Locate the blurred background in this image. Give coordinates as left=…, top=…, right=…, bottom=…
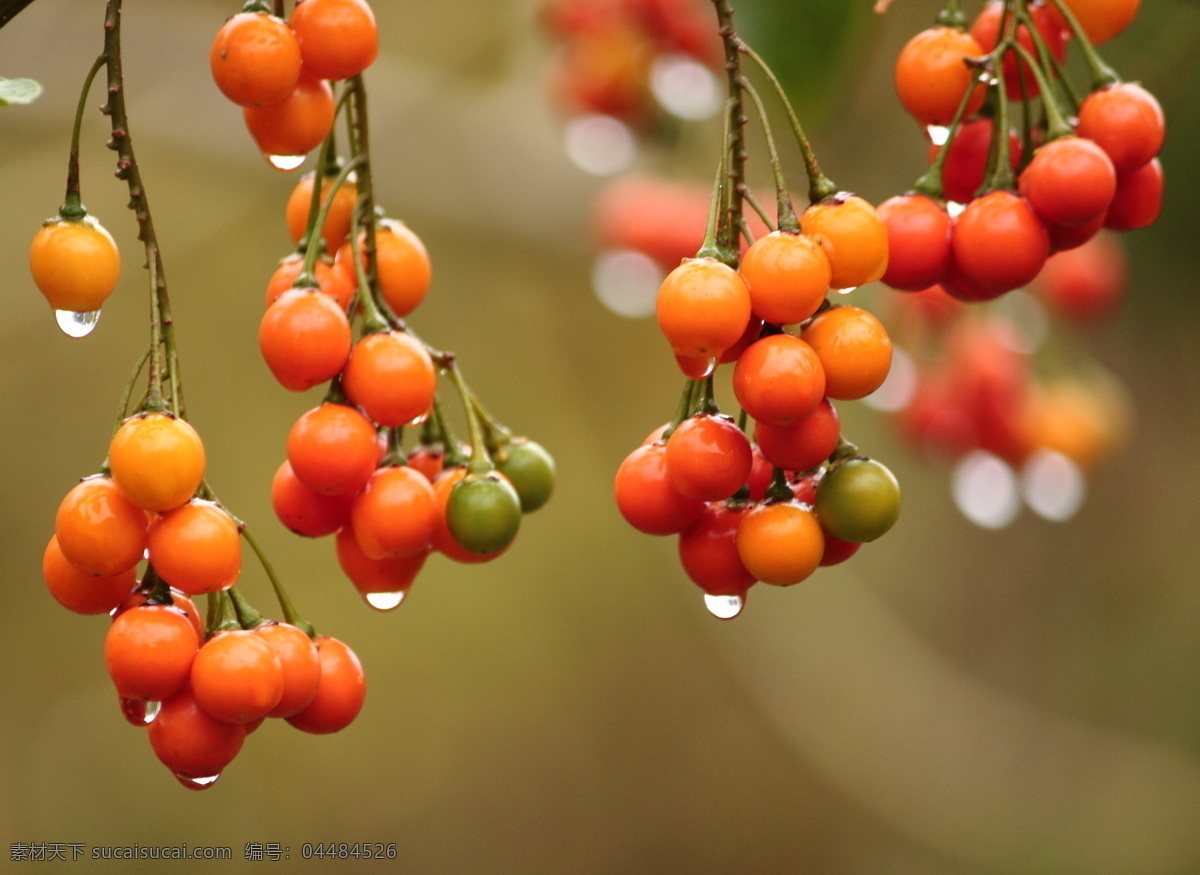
left=2, top=0, right=1200, bottom=871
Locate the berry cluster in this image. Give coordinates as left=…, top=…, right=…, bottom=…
left=881, top=0, right=1163, bottom=301
left=211, top=0, right=378, bottom=168
left=876, top=231, right=1131, bottom=527
left=612, top=1, right=901, bottom=618
left=215, top=3, right=556, bottom=610
left=28, top=0, right=373, bottom=790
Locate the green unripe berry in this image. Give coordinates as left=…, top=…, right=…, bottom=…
left=494, top=438, right=555, bottom=513
left=815, top=457, right=900, bottom=543
left=446, top=471, right=522, bottom=555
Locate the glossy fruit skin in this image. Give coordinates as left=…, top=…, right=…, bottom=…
left=335, top=525, right=429, bottom=594
left=800, top=194, right=888, bottom=289
left=287, top=403, right=378, bottom=496
left=259, top=289, right=352, bottom=391
left=970, top=1, right=1066, bottom=100
left=737, top=230, right=830, bottom=326
left=29, top=216, right=121, bottom=313
left=265, top=253, right=355, bottom=311
left=951, top=191, right=1049, bottom=295
left=493, top=439, right=556, bottom=513
left=819, top=532, right=861, bottom=567
left=1104, top=157, right=1163, bottom=231
left=614, top=442, right=705, bottom=536
left=1076, top=82, right=1164, bottom=174
left=677, top=501, right=757, bottom=596
left=191, top=630, right=284, bottom=724
left=371, top=219, right=432, bottom=318
left=753, top=397, right=840, bottom=473
left=1048, top=210, right=1105, bottom=252
left=254, top=622, right=322, bottom=718
left=801, top=306, right=893, bottom=401
left=815, top=458, right=901, bottom=543
left=289, top=0, right=379, bottom=81
left=1018, top=137, right=1117, bottom=228
left=243, top=74, right=336, bottom=161
left=736, top=500, right=824, bottom=586
left=664, top=414, right=752, bottom=502
left=933, top=118, right=1023, bottom=204
left=446, top=471, right=523, bottom=555
left=209, top=11, right=301, bottom=108
left=42, top=535, right=136, bottom=615
left=350, top=465, right=436, bottom=559
left=732, top=333, right=826, bottom=426
left=877, top=194, right=951, bottom=291
left=105, top=604, right=200, bottom=701
left=115, top=586, right=205, bottom=646
left=54, top=476, right=148, bottom=577
left=271, top=461, right=354, bottom=537
left=286, top=171, right=358, bottom=257
left=108, top=413, right=206, bottom=513
left=894, top=26, right=987, bottom=127
left=148, top=684, right=247, bottom=779
left=656, top=257, right=752, bottom=359
left=1052, top=0, right=1141, bottom=44
left=146, top=500, right=242, bottom=596
left=286, top=636, right=366, bottom=734
left=342, top=331, right=437, bottom=427
left=430, top=467, right=508, bottom=563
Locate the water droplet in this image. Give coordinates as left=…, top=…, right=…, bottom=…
left=592, top=249, right=663, bottom=318
left=951, top=450, right=1020, bottom=529
left=119, top=696, right=159, bottom=726
left=926, top=125, right=950, bottom=146
left=834, top=286, right=858, bottom=296
left=266, top=153, right=306, bottom=171
left=54, top=309, right=101, bottom=338
left=363, top=590, right=406, bottom=611
left=174, top=773, right=220, bottom=791
left=1020, top=449, right=1086, bottom=522
left=703, top=592, right=744, bottom=620
left=675, top=353, right=716, bottom=380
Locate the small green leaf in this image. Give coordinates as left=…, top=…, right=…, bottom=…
left=0, top=77, right=42, bottom=107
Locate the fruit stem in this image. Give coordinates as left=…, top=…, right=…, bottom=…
left=113, top=344, right=152, bottom=433
left=101, top=0, right=181, bottom=416
left=911, top=55, right=986, bottom=199
left=711, top=0, right=749, bottom=258
left=662, top=379, right=702, bottom=441
left=298, top=154, right=363, bottom=288
left=935, top=0, right=965, bottom=29
left=61, top=52, right=108, bottom=221
left=444, top=358, right=493, bottom=476
left=738, top=42, right=839, bottom=204
left=227, top=586, right=265, bottom=630
left=740, top=74, right=798, bottom=232
left=695, top=150, right=731, bottom=263
left=381, top=426, right=406, bottom=467
left=430, top=400, right=470, bottom=467
left=1044, top=0, right=1120, bottom=88
left=237, top=522, right=316, bottom=638
left=345, top=75, right=387, bottom=317
left=764, top=466, right=793, bottom=503
left=1012, top=42, right=1073, bottom=141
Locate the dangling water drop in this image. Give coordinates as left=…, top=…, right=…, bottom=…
left=925, top=125, right=950, bottom=146
left=834, top=286, right=858, bottom=296
left=266, top=153, right=306, bottom=171
left=703, top=592, right=744, bottom=620
left=118, top=696, right=159, bottom=726
left=174, top=773, right=220, bottom=791
left=675, top=353, right=717, bottom=380
left=363, top=590, right=406, bottom=612
left=54, top=309, right=101, bottom=338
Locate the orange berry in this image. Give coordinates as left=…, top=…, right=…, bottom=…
left=801, top=306, right=893, bottom=400
left=29, top=215, right=121, bottom=313
left=108, top=412, right=206, bottom=513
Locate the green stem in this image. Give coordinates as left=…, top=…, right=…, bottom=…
left=1044, top=0, right=1120, bottom=88
left=739, top=42, right=838, bottom=203
left=695, top=142, right=729, bottom=262
left=764, top=466, right=793, bottom=503
left=113, top=344, right=152, bottom=433
left=239, top=524, right=315, bottom=637
left=1013, top=43, right=1072, bottom=141
left=662, top=379, right=703, bottom=441
left=935, top=0, right=965, bottom=29
left=227, top=586, right=265, bottom=630
left=61, top=53, right=108, bottom=220
left=299, top=154, right=363, bottom=286
left=712, top=0, right=749, bottom=254
left=444, top=358, right=492, bottom=476
left=740, top=75, right=797, bottom=232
